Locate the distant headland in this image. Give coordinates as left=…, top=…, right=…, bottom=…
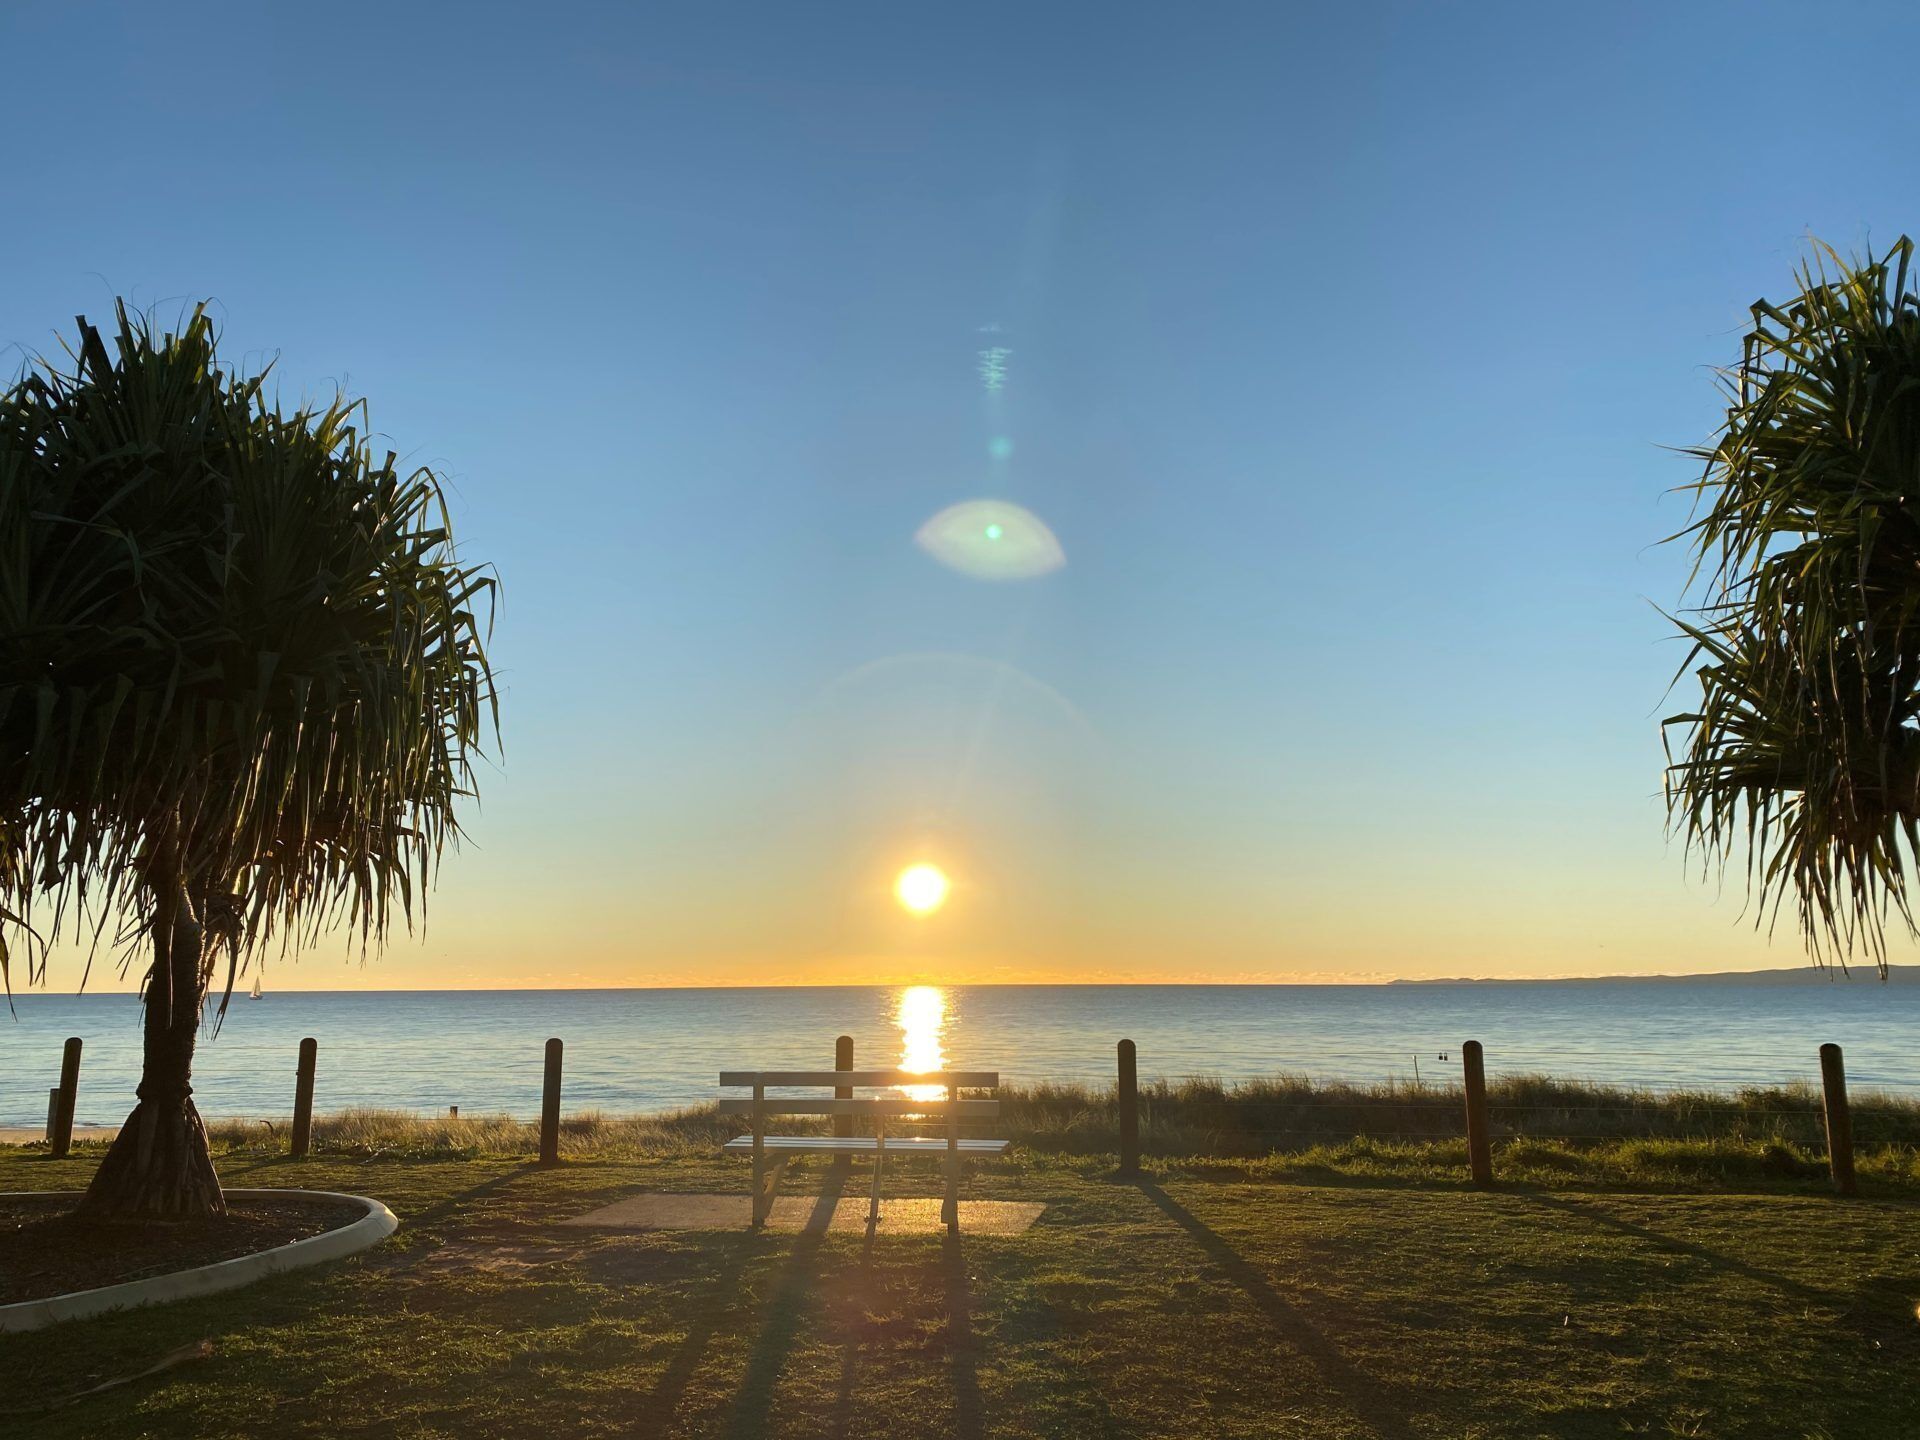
left=1390, top=965, right=1920, bottom=986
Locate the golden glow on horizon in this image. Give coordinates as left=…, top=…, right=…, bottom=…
left=896, top=984, right=948, bottom=1102
left=27, top=842, right=1806, bottom=992
left=894, top=863, right=951, bottom=915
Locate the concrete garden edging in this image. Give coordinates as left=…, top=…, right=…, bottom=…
left=0, top=1188, right=399, bottom=1332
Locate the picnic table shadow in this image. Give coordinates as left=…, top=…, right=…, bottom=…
left=692, top=1170, right=1415, bottom=1440
left=714, top=1158, right=984, bottom=1440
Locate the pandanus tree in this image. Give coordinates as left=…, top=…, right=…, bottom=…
left=0, top=305, right=495, bottom=1219
left=1666, top=237, right=1920, bottom=971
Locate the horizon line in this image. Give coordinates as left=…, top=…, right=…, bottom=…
left=9, top=962, right=1891, bottom=999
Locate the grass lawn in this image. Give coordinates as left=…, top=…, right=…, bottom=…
left=4, top=1142, right=1918, bottom=1439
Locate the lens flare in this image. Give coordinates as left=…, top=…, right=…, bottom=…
left=915, top=499, right=1065, bottom=581
left=896, top=984, right=948, bottom=1103
left=895, top=863, right=950, bottom=914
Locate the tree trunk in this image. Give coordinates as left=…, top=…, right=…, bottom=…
left=76, top=880, right=225, bottom=1221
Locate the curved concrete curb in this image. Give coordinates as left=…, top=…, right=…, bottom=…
left=0, top=1189, right=399, bottom=1333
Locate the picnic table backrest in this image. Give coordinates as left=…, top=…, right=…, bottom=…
left=716, top=1070, right=1000, bottom=1119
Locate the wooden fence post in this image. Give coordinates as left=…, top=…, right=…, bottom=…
left=1117, top=1038, right=1139, bottom=1176
left=835, top=1034, right=854, bottom=1139
left=539, top=1038, right=564, bottom=1166
left=49, top=1037, right=83, bottom=1159
left=1462, top=1040, right=1492, bottom=1186
left=290, top=1037, right=317, bottom=1158
left=45, top=1089, right=59, bottom=1144
left=1819, top=1042, right=1856, bottom=1197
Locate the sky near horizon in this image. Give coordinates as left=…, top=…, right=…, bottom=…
left=6, top=2, right=1920, bottom=990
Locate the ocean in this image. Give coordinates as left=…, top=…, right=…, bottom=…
left=3, top=980, right=1917, bottom=1128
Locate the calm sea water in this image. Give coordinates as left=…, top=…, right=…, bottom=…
left=3, top=981, right=1917, bottom=1128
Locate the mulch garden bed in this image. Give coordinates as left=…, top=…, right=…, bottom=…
left=0, top=1193, right=365, bottom=1305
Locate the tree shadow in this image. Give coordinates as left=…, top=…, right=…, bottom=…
left=1135, top=1179, right=1417, bottom=1440
left=1507, top=1190, right=1835, bottom=1306
left=721, top=1163, right=850, bottom=1440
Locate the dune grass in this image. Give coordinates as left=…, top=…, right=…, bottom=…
left=22, top=1074, right=1893, bottom=1197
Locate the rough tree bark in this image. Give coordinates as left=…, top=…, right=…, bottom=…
left=76, top=881, right=225, bottom=1221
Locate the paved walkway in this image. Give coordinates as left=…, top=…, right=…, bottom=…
left=562, top=1192, right=1046, bottom=1234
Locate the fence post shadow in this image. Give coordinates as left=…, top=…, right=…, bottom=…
left=943, top=1230, right=985, bottom=1440
left=396, top=1164, right=533, bottom=1233
left=1506, top=1189, right=1836, bottom=1306
left=829, top=1158, right=868, bottom=1438
left=1134, top=1178, right=1417, bottom=1440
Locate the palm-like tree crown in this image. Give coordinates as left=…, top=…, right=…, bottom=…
left=1668, top=238, right=1920, bottom=970
left=0, top=304, right=495, bottom=1000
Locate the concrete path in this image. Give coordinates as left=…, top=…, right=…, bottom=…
left=561, top=1192, right=1046, bottom=1235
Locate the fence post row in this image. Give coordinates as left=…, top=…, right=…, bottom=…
left=1819, top=1042, right=1856, bottom=1198
left=1462, top=1039, right=1492, bottom=1186
left=835, top=1034, right=854, bottom=1139
left=48, top=1037, right=82, bottom=1159
left=1117, top=1038, right=1140, bottom=1176
left=47, top=1028, right=1879, bottom=1195
left=539, top=1037, right=564, bottom=1166
left=290, top=1037, right=318, bottom=1158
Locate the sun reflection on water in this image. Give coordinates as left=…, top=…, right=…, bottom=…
left=895, top=985, right=948, bottom=1103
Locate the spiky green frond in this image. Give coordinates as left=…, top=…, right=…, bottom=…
left=0, top=304, right=496, bottom=1000
left=1667, top=238, right=1920, bottom=971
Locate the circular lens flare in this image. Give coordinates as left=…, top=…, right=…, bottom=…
left=915, top=499, right=1064, bottom=581
left=895, top=863, right=951, bottom=915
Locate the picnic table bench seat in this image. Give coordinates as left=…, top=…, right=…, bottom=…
left=719, top=1068, right=1008, bottom=1234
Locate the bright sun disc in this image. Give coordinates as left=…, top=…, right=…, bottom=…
left=895, top=863, right=951, bottom=915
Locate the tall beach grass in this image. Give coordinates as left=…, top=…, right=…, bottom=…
left=58, top=1073, right=1894, bottom=1187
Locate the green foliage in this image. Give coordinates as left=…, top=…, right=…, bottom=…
left=0, top=304, right=495, bottom=1001
left=27, top=1075, right=1910, bottom=1191
left=1667, top=237, right=1920, bottom=968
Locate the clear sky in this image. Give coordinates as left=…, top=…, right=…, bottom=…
left=6, top=2, right=1919, bottom=989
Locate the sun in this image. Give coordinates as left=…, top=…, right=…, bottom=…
left=894, top=863, right=951, bottom=915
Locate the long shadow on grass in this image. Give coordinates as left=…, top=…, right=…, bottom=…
left=721, top=1164, right=850, bottom=1439
left=401, top=1165, right=531, bottom=1231
left=819, top=1193, right=983, bottom=1440
left=620, top=1237, right=757, bottom=1437
left=828, top=1177, right=872, bottom=1440
left=1509, top=1190, right=1834, bottom=1306
left=944, top=1231, right=985, bottom=1440
left=1136, top=1179, right=1417, bottom=1440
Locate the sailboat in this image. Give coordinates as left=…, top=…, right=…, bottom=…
left=249, top=972, right=263, bottom=1000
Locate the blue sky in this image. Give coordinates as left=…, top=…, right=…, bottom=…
left=5, top=2, right=1916, bottom=986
